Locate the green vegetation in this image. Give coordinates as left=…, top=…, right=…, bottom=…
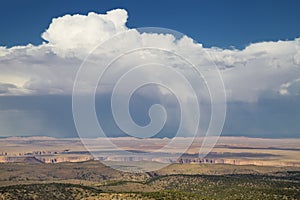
left=0, top=183, right=102, bottom=200
left=0, top=162, right=299, bottom=199
left=141, top=172, right=300, bottom=199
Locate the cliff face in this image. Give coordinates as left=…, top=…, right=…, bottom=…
left=176, top=157, right=300, bottom=167
left=0, top=155, right=94, bottom=164
left=1, top=155, right=298, bottom=167
left=35, top=155, right=94, bottom=163
left=0, top=156, right=44, bottom=163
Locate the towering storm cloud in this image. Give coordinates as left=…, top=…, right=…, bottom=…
left=0, top=9, right=299, bottom=138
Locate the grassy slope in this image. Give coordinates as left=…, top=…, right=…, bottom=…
left=0, top=161, right=299, bottom=200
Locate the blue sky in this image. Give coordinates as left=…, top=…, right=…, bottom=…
left=0, top=1, right=299, bottom=138
left=1, top=0, right=300, bottom=49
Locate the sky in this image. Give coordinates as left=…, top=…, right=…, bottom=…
left=1, top=0, right=300, bottom=49
left=0, top=1, right=299, bottom=138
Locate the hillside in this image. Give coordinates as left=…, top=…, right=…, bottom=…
left=0, top=161, right=299, bottom=199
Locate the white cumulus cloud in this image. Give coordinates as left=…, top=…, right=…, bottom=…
left=42, top=9, right=128, bottom=57
left=0, top=8, right=299, bottom=104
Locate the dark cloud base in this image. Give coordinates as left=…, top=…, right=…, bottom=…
left=0, top=95, right=299, bottom=138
